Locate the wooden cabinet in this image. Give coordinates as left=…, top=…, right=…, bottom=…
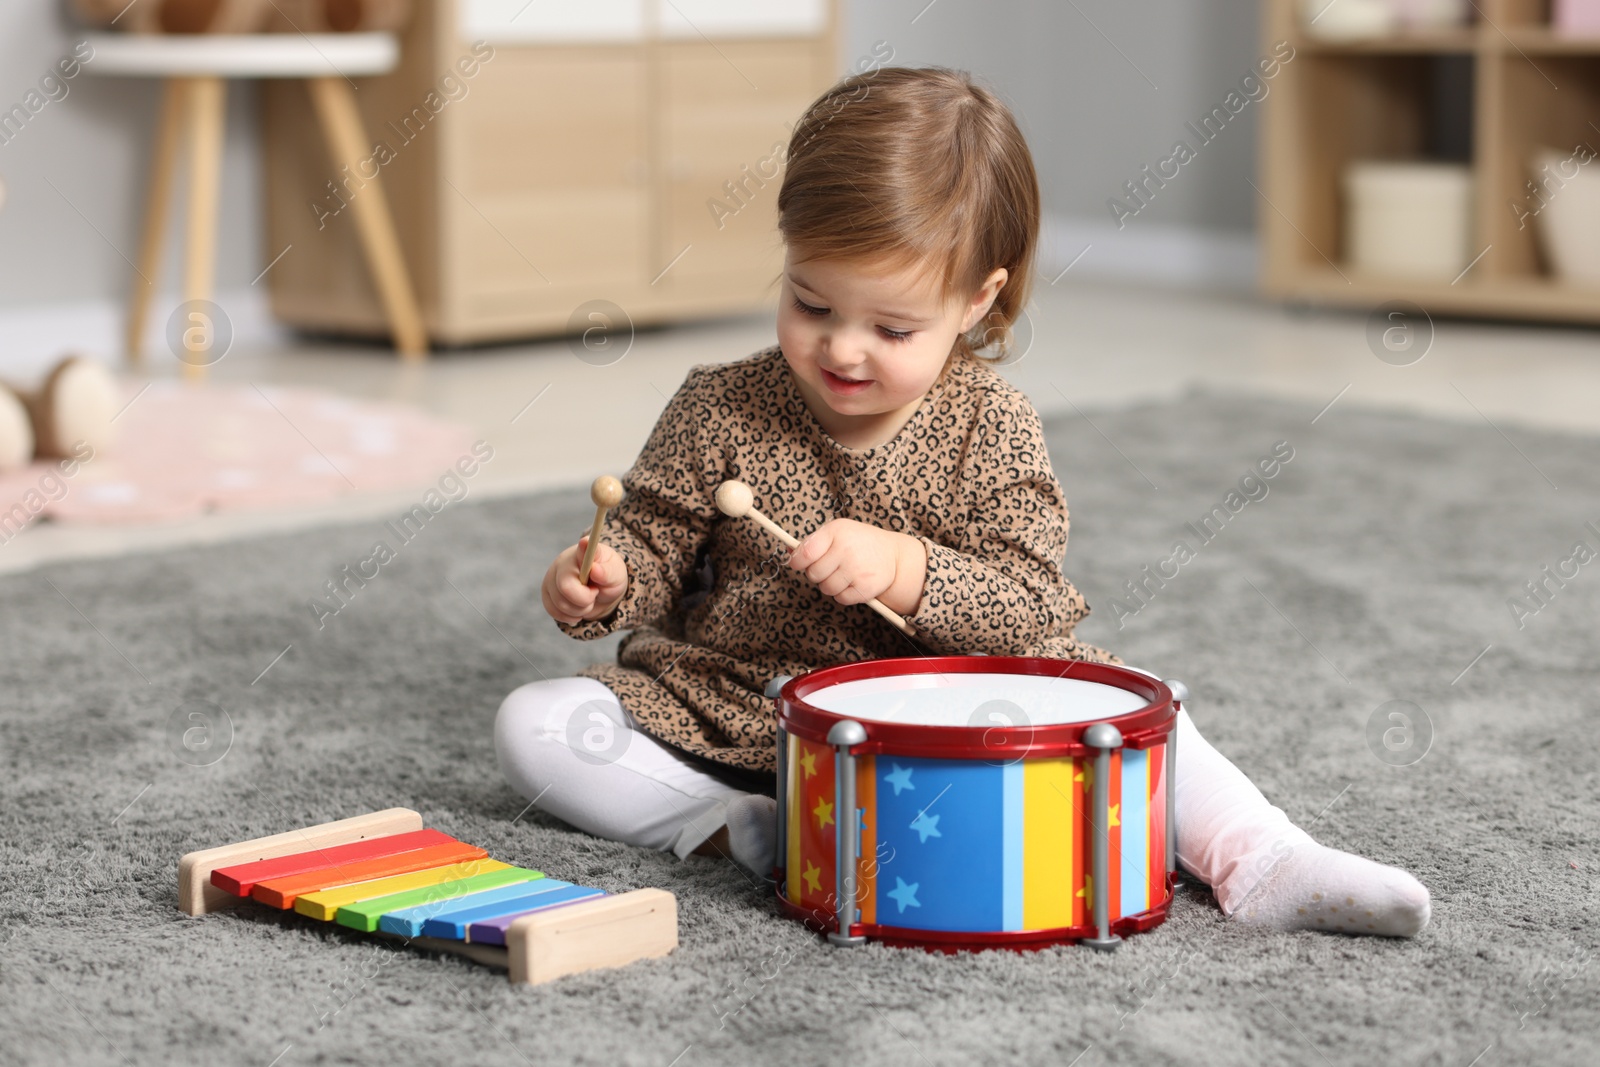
left=263, top=1, right=836, bottom=346
left=1259, top=0, right=1600, bottom=324
left=446, top=45, right=653, bottom=329
left=658, top=41, right=821, bottom=296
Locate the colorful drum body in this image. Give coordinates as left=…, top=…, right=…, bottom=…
left=774, top=657, right=1180, bottom=951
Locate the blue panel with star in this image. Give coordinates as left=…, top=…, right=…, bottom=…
left=873, top=756, right=1007, bottom=931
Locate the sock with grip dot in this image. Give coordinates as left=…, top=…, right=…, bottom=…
left=1172, top=706, right=1430, bottom=938
left=724, top=794, right=779, bottom=877
left=1225, top=840, right=1431, bottom=937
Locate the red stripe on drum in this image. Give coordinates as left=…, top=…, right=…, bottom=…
left=1108, top=749, right=1123, bottom=921
left=785, top=733, right=803, bottom=905
left=1149, top=743, right=1167, bottom=907
left=793, top=735, right=837, bottom=920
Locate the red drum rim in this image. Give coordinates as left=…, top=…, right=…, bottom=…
left=778, top=656, right=1175, bottom=759
left=775, top=873, right=1179, bottom=951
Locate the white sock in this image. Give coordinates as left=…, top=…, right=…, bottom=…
left=723, top=794, right=778, bottom=876
left=1173, top=708, right=1431, bottom=938
left=1225, top=840, right=1431, bottom=937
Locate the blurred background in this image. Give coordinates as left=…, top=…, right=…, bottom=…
left=0, top=1, right=1268, bottom=318
left=0, top=0, right=1597, bottom=566
left=4, top=12, right=1599, bottom=1060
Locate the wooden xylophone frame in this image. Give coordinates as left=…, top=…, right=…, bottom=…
left=178, top=808, right=678, bottom=985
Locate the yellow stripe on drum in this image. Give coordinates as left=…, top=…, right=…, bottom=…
left=785, top=732, right=803, bottom=904
left=1023, top=757, right=1077, bottom=930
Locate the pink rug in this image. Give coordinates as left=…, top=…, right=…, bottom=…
left=0, top=381, right=479, bottom=529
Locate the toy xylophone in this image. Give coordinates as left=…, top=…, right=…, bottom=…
left=178, top=808, right=677, bottom=985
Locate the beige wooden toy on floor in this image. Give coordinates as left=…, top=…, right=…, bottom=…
left=179, top=808, right=678, bottom=986
left=714, top=479, right=918, bottom=638
left=578, top=475, right=624, bottom=584
left=0, top=357, right=119, bottom=473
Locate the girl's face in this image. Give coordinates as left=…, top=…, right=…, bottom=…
left=778, top=251, right=1007, bottom=445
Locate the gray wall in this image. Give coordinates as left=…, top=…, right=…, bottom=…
left=0, top=2, right=262, bottom=312
left=844, top=0, right=1269, bottom=238
left=0, top=0, right=1263, bottom=313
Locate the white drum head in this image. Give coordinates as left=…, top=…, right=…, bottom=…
left=804, top=671, right=1148, bottom=726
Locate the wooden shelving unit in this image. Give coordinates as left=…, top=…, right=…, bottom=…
left=1259, top=0, right=1600, bottom=324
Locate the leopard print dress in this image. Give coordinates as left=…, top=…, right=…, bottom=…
left=558, top=346, right=1116, bottom=775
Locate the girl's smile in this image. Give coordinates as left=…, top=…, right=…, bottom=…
left=819, top=367, right=873, bottom=395
left=777, top=251, right=1007, bottom=449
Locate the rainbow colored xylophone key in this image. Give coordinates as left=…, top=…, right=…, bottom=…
left=178, top=808, right=677, bottom=985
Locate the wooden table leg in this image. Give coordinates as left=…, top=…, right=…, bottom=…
left=305, top=76, right=428, bottom=360
left=127, top=78, right=188, bottom=367
left=183, top=75, right=226, bottom=381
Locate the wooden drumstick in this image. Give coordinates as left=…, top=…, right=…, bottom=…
left=714, top=480, right=918, bottom=638
left=578, top=475, right=624, bottom=585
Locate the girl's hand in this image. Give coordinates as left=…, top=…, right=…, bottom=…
left=786, top=520, right=927, bottom=617
left=542, top=535, right=629, bottom=625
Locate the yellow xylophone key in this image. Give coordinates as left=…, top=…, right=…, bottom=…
left=294, top=859, right=511, bottom=921
left=252, top=841, right=489, bottom=908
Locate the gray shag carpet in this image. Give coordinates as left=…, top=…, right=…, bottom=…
left=1, top=392, right=1596, bottom=1067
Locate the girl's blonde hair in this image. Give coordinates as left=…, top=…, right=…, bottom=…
left=777, top=66, right=1040, bottom=363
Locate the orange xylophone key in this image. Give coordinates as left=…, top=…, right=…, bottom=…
left=211, top=828, right=458, bottom=897
left=250, top=841, right=489, bottom=909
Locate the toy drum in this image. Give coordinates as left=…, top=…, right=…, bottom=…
left=772, top=657, right=1184, bottom=952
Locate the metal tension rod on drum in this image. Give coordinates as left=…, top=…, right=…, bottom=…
left=1163, top=679, right=1187, bottom=884
left=766, top=675, right=794, bottom=885
left=1081, top=721, right=1124, bottom=952
left=827, top=718, right=868, bottom=947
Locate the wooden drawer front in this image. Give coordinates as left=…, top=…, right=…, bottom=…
left=657, top=0, right=827, bottom=38
left=457, top=47, right=648, bottom=196
left=662, top=42, right=818, bottom=169
left=461, top=0, right=825, bottom=41
left=460, top=0, right=647, bottom=43
left=661, top=179, right=783, bottom=289
left=660, top=41, right=823, bottom=282
left=455, top=190, right=649, bottom=296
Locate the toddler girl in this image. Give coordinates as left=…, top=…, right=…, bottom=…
left=496, top=67, right=1429, bottom=937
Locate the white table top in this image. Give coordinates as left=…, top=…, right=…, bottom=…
left=82, top=32, right=398, bottom=78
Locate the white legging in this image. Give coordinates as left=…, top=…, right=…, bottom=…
left=493, top=675, right=1313, bottom=913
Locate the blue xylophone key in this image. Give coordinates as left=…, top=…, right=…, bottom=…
left=378, top=878, right=571, bottom=938
left=418, top=881, right=596, bottom=940
left=466, top=885, right=607, bottom=946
